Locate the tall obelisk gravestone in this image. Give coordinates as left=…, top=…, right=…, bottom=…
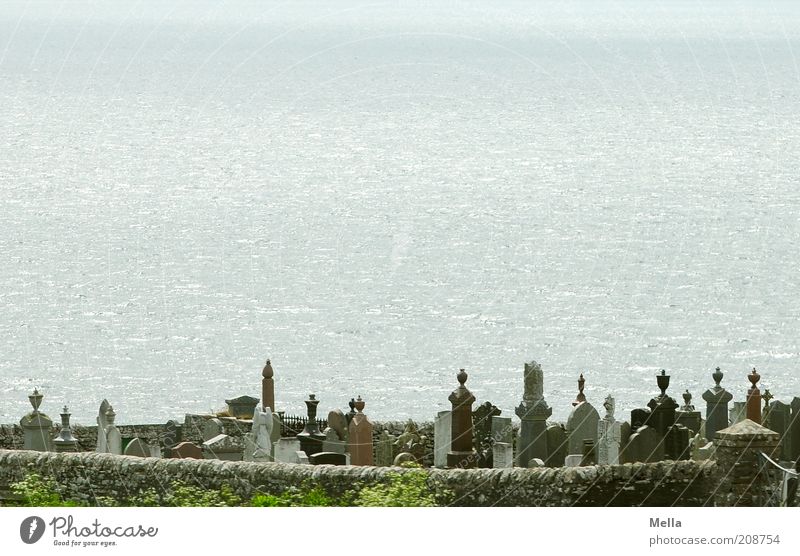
left=446, top=369, right=477, bottom=469
left=515, top=360, right=551, bottom=468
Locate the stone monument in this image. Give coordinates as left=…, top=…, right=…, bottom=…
left=447, top=369, right=477, bottom=469
left=515, top=360, right=551, bottom=467
left=348, top=396, right=374, bottom=466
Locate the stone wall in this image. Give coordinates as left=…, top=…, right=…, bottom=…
left=0, top=449, right=715, bottom=507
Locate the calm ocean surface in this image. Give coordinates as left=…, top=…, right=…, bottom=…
left=1, top=1, right=799, bottom=426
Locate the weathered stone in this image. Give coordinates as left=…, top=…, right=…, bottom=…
left=251, top=407, right=275, bottom=462
left=225, top=395, right=260, bottom=419
left=309, top=452, right=347, bottom=465
left=516, top=361, right=551, bottom=467
left=545, top=423, right=567, bottom=467
left=326, top=409, right=348, bottom=441
left=492, top=442, right=513, bottom=468
left=261, top=359, right=275, bottom=412
left=322, top=428, right=346, bottom=455
left=171, top=441, right=203, bottom=459
left=202, top=434, right=242, bottom=461
left=621, top=425, right=663, bottom=463
left=202, top=418, right=224, bottom=442
left=473, top=401, right=501, bottom=468
left=491, top=416, right=512, bottom=445
left=764, top=400, right=791, bottom=461
left=702, top=367, right=733, bottom=441
left=348, top=396, right=374, bottom=466
left=274, top=438, right=301, bottom=464
left=95, top=399, right=111, bottom=453
left=597, top=395, right=621, bottom=465
left=645, top=370, right=678, bottom=435
left=433, top=410, right=451, bottom=468
left=567, top=401, right=600, bottom=456
left=297, top=394, right=325, bottom=457
left=789, top=397, right=800, bottom=462
left=123, top=438, right=149, bottom=458
left=745, top=368, right=762, bottom=423
left=376, top=430, right=395, bottom=467
left=730, top=402, right=746, bottom=425
left=53, top=406, right=79, bottom=453
left=447, top=369, right=477, bottom=469
left=21, top=389, right=53, bottom=452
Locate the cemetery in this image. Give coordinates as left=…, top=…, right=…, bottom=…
left=1, top=359, right=798, bottom=507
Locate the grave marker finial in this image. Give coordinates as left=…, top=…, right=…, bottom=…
left=713, top=367, right=723, bottom=388
left=29, top=389, right=43, bottom=414
left=573, top=373, right=586, bottom=406
left=746, top=368, right=762, bottom=422
left=355, top=395, right=365, bottom=414
left=748, top=368, right=760, bottom=388
left=656, top=369, right=670, bottom=397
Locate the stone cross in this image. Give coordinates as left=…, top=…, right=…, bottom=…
left=261, top=359, right=275, bottom=412
left=762, top=389, right=773, bottom=422
left=515, top=360, right=551, bottom=467
left=53, top=405, right=79, bottom=453
left=447, top=369, right=477, bottom=469
left=745, top=368, right=762, bottom=423
left=702, top=367, right=733, bottom=441
left=348, top=396, right=374, bottom=466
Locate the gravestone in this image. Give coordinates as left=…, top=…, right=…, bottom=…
left=252, top=407, right=275, bottom=462
left=620, top=421, right=632, bottom=450
left=171, top=441, right=203, bottom=459
left=104, top=407, right=122, bottom=456
left=702, top=367, right=733, bottom=441
left=21, top=389, right=53, bottom=452
left=295, top=451, right=310, bottom=464
left=376, top=430, right=395, bottom=467
left=597, top=395, right=621, bottom=465
left=394, top=421, right=426, bottom=464
left=202, top=418, right=224, bottom=442
left=261, top=359, right=275, bottom=411
left=762, top=389, right=773, bottom=424
left=730, top=402, right=746, bottom=425
left=472, top=401, right=501, bottom=468
left=393, top=452, right=416, bottom=466
left=202, top=434, right=242, bottom=461
left=630, top=407, right=650, bottom=432
left=225, top=395, right=260, bottom=419
left=95, top=399, right=111, bottom=452
left=567, top=401, right=600, bottom=456
left=433, top=410, right=452, bottom=468
left=764, top=400, right=791, bottom=461
left=745, top=368, right=762, bottom=423
left=528, top=458, right=545, bottom=468
left=309, top=452, right=347, bottom=466
left=274, top=438, right=301, bottom=464
left=348, top=396, right=374, bottom=466
left=621, top=425, right=663, bottom=463
left=675, top=390, right=702, bottom=435
left=646, top=370, right=678, bottom=435
left=148, top=442, right=162, bottom=459
left=297, top=394, right=325, bottom=457
left=492, top=442, right=513, bottom=468
left=322, top=428, right=346, bottom=455
left=53, top=406, right=79, bottom=453
left=163, top=419, right=181, bottom=457
left=515, top=360, right=551, bottom=467
left=326, top=409, right=348, bottom=442
left=346, top=398, right=357, bottom=426
left=545, top=423, right=567, bottom=467
left=123, top=438, right=150, bottom=458
left=491, top=416, right=513, bottom=445
left=564, top=454, right=583, bottom=467
left=447, top=369, right=477, bottom=469
left=665, top=425, right=691, bottom=460
left=789, top=397, right=800, bottom=463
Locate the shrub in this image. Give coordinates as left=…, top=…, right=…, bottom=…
left=354, top=468, right=438, bottom=507
left=10, top=473, right=84, bottom=507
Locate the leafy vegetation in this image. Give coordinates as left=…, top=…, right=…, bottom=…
left=6, top=464, right=449, bottom=507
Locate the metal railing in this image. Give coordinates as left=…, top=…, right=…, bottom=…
left=757, top=451, right=799, bottom=507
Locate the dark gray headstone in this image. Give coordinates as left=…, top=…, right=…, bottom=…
left=621, top=425, right=664, bottom=463
left=765, top=400, right=791, bottom=461
left=309, top=451, right=347, bottom=466
left=123, top=438, right=150, bottom=458
left=789, top=397, right=800, bottom=462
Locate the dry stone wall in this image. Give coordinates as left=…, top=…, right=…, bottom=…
left=0, top=449, right=715, bottom=506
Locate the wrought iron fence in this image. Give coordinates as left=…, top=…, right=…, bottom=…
left=757, top=451, right=799, bottom=507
